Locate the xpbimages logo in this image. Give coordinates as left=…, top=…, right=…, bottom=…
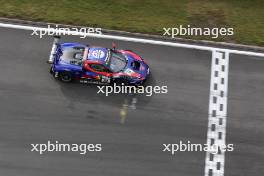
left=31, top=24, right=102, bottom=38
left=30, top=141, right=102, bottom=155
left=97, top=83, right=168, bottom=96
left=163, top=25, right=234, bottom=39
left=162, top=141, right=234, bottom=155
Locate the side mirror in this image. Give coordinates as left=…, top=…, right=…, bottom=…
left=112, top=42, right=117, bottom=50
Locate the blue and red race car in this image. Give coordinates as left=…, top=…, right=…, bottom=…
left=48, top=37, right=150, bottom=85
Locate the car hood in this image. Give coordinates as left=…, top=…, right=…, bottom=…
left=121, top=50, right=149, bottom=79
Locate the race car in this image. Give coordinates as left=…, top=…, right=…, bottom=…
left=48, top=36, right=150, bottom=85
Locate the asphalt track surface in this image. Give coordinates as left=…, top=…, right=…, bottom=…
left=226, top=55, right=264, bottom=175
left=0, top=28, right=263, bottom=176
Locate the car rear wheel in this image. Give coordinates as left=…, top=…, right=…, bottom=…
left=59, top=71, right=73, bottom=82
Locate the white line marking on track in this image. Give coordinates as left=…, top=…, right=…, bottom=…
left=204, top=50, right=229, bottom=176
left=0, top=22, right=264, bottom=57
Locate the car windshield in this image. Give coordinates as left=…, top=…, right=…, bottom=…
left=107, top=51, right=127, bottom=72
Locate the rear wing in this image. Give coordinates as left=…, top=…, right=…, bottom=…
left=47, top=36, right=60, bottom=64
left=82, top=47, right=89, bottom=62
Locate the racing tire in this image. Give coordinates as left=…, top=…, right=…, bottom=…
left=49, top=66, right=54, bottom=75
left=59, top=71, right=73, bottom=83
